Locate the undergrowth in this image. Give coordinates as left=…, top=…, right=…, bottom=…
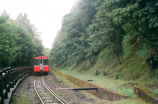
left=10, top=93, right=36, bottom=104
left=55, top=47, right=158, bottom=98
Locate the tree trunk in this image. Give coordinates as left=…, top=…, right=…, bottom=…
left=110, top=16, right=122, bottom=64
left=112, top=46, right=122, bottom=64
left=89, top=55, right=93, bottom=65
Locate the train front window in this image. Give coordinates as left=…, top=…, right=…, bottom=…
left=43, top=59, right=49, bottom=65
left=34, top=59, right=39, bottom=65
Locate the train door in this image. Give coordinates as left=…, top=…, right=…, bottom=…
left=40, top=58, right=43, bottom=71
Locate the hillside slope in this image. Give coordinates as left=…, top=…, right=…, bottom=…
left=56, top=47, right=158, bottom=95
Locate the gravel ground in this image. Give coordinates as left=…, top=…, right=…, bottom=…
left=10, top=75, right=40, bottom=104
left=10, top=71, right=106, bottom=104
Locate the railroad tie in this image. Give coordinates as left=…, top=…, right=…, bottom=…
left=44, top=99, right=54, bottom=103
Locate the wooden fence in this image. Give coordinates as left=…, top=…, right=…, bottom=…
left=0, top=67, right=33, bottom=104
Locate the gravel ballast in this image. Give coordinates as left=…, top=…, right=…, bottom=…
left=10, top=71, right=106, bottom=104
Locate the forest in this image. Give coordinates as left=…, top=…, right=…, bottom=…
left=50, top=0, right=158, bottom=72
left=0, top=0, right=158, bottom=79
left=0, top=11, right=44, bottom=68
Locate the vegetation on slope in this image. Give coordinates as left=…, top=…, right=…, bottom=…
left=51, top=1, right=158, bottom=101
left=55, top=47, right=158, bottom=102
left=50, top=0, right=158, bottom=81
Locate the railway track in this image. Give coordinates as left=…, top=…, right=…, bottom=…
left=34, top=76, right=67, bottom=104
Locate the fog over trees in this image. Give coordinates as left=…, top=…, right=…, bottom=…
left=0, top=11, right=43, bottom=67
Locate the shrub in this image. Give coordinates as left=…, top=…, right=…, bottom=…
left=95, top=69, right=99, bottom=75
left=102, top=69, right=107, bottom=76
left=115, top=72, right=119, bottom=79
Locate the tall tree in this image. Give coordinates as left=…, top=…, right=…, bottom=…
left=111, top=0, right=158, bottom=67
left=87, top=0, right=124, bottom=64
left=51, top=0, right=98, bottom=66
left=0, top=13, right=18, bottom=67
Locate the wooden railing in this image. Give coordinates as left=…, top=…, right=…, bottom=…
left=0, top=67, right=33, bottom=104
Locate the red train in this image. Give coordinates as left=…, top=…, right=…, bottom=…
left=34, top=56, right=49, bottom=73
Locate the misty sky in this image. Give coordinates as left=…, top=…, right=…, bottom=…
left=0, top=0, right=78, bottom=49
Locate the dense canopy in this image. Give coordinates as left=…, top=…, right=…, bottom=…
left=50, top=0, right=158, bottom=69
left=0, top=11, right=44, bottom=68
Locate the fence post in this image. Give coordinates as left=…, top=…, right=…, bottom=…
left=14, top=68, right=16, bottom=84
left=10, top=69, right=13, bottom=88
left=0, top=70, right=4, bottom=104
left=3, top=68, right=8, bottom=99
left=21, top=67, right=23, bottom=78
left=17, top=67, right=20, bottom=82
left=15, top=68, right=18, bottom=84
left=17, top=67, right=19, bottom=81
left=12, top=69, right=16, bottom=87
left=7, top=67, right=11, bottom=92
left=6, top=67, right=10, bottom=92
left=19, top=67, right=21, bottom=79
left=23, top=67, right=25, bottom=76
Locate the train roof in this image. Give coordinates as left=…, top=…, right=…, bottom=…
left=34, top=56, right=49, bottom=59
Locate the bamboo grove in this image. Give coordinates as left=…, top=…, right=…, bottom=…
left=50, top=0, right=158, bottom=69
left=0, top=11, right=44, bottom=68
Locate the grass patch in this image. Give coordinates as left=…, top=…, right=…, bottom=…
left=53, top=69, right=148, bottom=104
left=60, top=70, right=134, bottom=97
left=53, top=47, right=158, bottom=103
left=10, top=93, right=36, bottom=104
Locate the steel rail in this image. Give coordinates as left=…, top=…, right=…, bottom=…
left=34, top=76, right=67, bottom=104
left=42, top=76, right=67, bottom=104
left=33, top=77, right=44, bottom=104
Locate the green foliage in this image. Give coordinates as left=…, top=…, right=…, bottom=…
left=102, top=69, right=107, bottom=76
left=0, top=14, right=18, bottom=67
left=111, top=0, right=158, bottom=66
left=50, top=0, right=98, bottom=66
left=0, top=12, right=44, bottom=67
left=11, top=13, right=43, bottom=66
left=115, top=72, right=119, bottom=79
left=95, top=69, right=99, bottom=75
left=51, top=0, right=158, bottom=70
